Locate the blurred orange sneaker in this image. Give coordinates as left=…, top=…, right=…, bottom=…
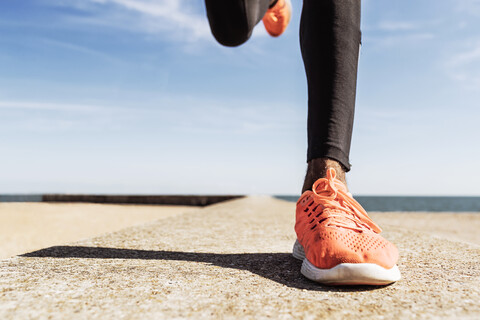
left=293, top=168, right=401, bottom=285
left=262, top=0, right=292, bottom=37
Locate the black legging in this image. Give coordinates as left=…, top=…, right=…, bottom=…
left=205, top=0, right=361, bottom=171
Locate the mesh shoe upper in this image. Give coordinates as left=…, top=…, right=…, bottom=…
left=295, top=168, right=399, bottom=269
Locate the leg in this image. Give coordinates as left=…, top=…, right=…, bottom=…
left=205, top=0, right=272, bottom=47
left=300, top=0, right=362, bottom=191
left=295, top=1, right=400, bottom=286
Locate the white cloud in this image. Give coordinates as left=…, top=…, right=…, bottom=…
left=0, top=100, right=110, bottom=112
left=44, top=0, right=275, bottom=46
left=49, top=0, right=212, bottom=42
left=456, top=0, right=480, bottom=16
left=0, top=97, right=304, bottom=135
left=448, top=44, right=480, bottom=66
left=445, top=42, right=480, bottom=90
left=365, top=32, right=434, bottom=48
left=362, top=18, right=439, bottom=48
left=377, top=21, right=418, bottom=31
left=39, top=38, right=124, bottom=64
left=97, top=0, right=210, bottom=40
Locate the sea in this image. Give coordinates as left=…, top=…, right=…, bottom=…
left=275, top=195, right=480, bottom=212
left=1, top=194, right=480, bottom=212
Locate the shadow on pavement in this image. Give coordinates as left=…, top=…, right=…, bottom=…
left=21, top=246, right=389, bottom=292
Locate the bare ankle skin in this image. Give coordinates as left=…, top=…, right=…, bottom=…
left=302, top=158, right=347, bottom=193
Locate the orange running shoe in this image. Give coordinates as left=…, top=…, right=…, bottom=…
left=293, top=168, right=401, bottom=285
left=262, top=0, right=292, bottom=37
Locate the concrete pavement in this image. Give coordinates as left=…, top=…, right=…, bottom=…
left=1, top=197, right=479, bottom=319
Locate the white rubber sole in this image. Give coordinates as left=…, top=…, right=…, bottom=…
left=292, top=240, right=401, bottom=285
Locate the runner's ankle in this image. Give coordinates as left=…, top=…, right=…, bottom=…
left=302, top=158, right=347, bottom=193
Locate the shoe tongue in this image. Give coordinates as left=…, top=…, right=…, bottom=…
left=314, top=170, right=383, bottom=233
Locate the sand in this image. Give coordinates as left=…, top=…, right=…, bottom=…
left=0, top=203, right=198, bottom=259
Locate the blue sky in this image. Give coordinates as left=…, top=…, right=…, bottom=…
left=1, top=0, right=480, bottom=195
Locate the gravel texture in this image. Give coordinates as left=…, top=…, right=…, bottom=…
left=1, top=196, right=479, bottom=319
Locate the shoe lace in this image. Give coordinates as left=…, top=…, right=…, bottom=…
left=311, top=168, right=382, bottom=233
